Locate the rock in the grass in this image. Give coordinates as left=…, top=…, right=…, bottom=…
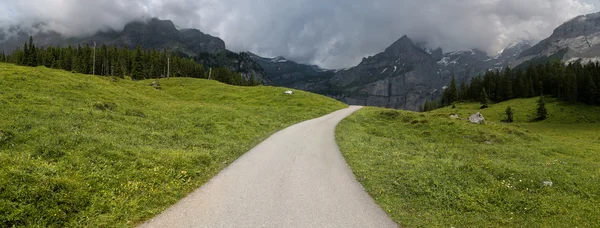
left=284, top=90, right=294, bottom=95
left=469, top=112, right=485, bottom=124
left=450, top=114, right=460, bottom=119
left=542, top=180, right=553, bottom=187
left=149, top=80, right=162, bottom=90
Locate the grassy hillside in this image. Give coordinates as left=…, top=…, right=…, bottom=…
left=431, top=97, right=600, bottom=124
left=0, top=63, right=346, bottom=227
left=336, top=97, right=600, bottom=227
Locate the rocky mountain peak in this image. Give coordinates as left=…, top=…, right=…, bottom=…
left=384, top=35, right=421, bottom=56
left=513, top=11, right=600, bottom=67
left=123, top=18, right=178, bottom=35
left=552, top=12, right=600, bottom=38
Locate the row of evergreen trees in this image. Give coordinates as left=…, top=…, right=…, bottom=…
left=423, top=60, right=600, bottom=111
left=0, top=37, right=260, bottom=86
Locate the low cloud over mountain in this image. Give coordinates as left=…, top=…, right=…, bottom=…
left=0, top=0, right=597, bottom=68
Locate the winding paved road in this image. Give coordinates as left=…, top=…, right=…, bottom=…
left=139, top=106, right=397, bottom=228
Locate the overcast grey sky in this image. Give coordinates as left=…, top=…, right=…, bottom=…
left=0, top=0, right=598, bottom=68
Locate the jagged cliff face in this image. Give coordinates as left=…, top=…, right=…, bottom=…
left=325, top=36, right=530, bottom=111
left=252, top=35, right=531, bottom=111
left=329, top=36, right=441, bottom=110
left=514, top=12, right=600, bottom=66
left=0, top=18, right=226, bottom=55
left=247, top=52, right=334, bottom=92
left=196, top=51, right=270, bottom=84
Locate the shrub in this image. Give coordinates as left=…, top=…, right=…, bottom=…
left=93, top=101, right=117, bottom=111
left=402, top=116, right=414, bottom=123
left=125, top=109, right=146, bottom=118
left=505, top=106, right=514, bottom=123
left=380, top=110, right=400, bottom=119
left=34, top=144, right=66, bottom=160
left=537, top=96, right=548, bottom=120
left=0, top=129, right=15, bottom=146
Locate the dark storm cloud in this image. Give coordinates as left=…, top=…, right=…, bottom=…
left=0, top=0, right=597, bottom=68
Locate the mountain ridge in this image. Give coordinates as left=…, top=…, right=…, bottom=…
left=0, top=18, right=270, bottom=84
left=252, top=35, right=532, bottom=110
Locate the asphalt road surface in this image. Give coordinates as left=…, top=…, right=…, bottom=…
left=139, top=106, right=397, bottom=228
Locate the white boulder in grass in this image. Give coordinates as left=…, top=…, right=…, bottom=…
left=469, top=112, right=485, bottom=124
left=284, top=90, right=294, bottom=95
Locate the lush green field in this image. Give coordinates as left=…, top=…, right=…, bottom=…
left=336, top=98, right=600, bottom=227
left=0, top=63, right=346, bottom=227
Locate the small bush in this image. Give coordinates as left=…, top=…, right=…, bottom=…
left=0, top=129, right=15, bottom=146
left=537, top=96, right=548, bottom=120
left=402, top=116, right=414, bottom=123
left=411, top=120, right=420, bottom=125
left=505, top=106, right=514, bottom=123
left=93, top=101, right=117, bottom=111
left=380, top=110, right=400, bottom=119
left=420, top=119, right=430, bottom=124
left=125, top=109, right=146, bottom=118
left=34, top=144, right=66, bottom=160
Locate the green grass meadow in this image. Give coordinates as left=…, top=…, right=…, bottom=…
left=0, top=63, right=346, bottom=227
left=336, top=98, right=600, bottom=227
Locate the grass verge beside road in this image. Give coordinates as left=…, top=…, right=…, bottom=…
left=0, top=63, right=346, bottom=227
left=336, top=98, right=600, bottom=227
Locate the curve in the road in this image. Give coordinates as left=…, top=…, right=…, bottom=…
left=139, top=106, right=397, bottom=228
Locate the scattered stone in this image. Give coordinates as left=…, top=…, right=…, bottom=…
left=469, top=112, right=485, bottom=124
left=542, top=180, right=553, bottom=187
left=450, top=114, right=460, bottom=119
left=149, top=80, right=162, bottom=90
left=485, top=141, right=492, bottom=145
left=284, top=90, right=294, bottom=95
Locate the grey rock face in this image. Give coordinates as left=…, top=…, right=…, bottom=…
left=196, top=51, right=270, bottom=84
left=247, top=52, right=334, bottom=91
left=325, top=36, right=529, bottom=111
left=253, top=35, right=531, bottom=111
left=0, top=18, right=227, bottom=55
left=513, top=12, right=600, bottom=66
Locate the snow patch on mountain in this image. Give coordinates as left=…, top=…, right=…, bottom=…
left=566, top=57, right=600, bottom=65
left=271, top=57, right=288, bottom=63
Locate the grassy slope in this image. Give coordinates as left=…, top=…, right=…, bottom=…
left=336, top=97, right=600, bottom=227
left=0, top=63, right=346, bottom=227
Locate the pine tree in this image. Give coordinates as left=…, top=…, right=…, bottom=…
left=565, top=70, right=578, bottom=103
left=527, top=75, right=535, bottom=98
left=481, top=87, right=490, bottom=109
left=22, top=41, right=29, bottom=66
left=443, top=76, right=459, bottom=106
left=28, top=36, right=37, bottom=66
left=537, top=96, right=548, bottom=120
left=584, top=75, right=598, bottom=105
left=249, top=74, right=258, bottom=86
left=503, top=66, right=513, bottom=100
left=131, top=46, right=144, bottom=80
left=516, top=69, right=527, bottom=98
left=505, top=106, right=514, bottom=123
left=526, top=64, right=540, bottom=95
